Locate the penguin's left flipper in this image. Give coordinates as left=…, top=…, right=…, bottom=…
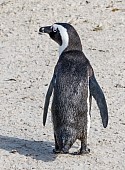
left=89, top=74, right=108, bottom=128
left=43, top=78, right=54, bottom=126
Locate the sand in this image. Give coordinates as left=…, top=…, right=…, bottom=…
left=0, top=0, right=125, bottom=169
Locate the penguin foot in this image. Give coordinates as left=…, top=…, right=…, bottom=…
left=72, top=148, right=90, bottom=155
left=61, top=147, right=69, bottom=154
left=79, top=147, right=90, bottom=155
left=53, top=148, right=69, bottom=154
left=53, top=149, right=61, bottom=154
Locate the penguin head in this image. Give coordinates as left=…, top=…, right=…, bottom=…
left=39, top=23, right=82, bottom=55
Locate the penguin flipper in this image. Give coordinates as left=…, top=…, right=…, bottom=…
left=89, top=75, right=108, bottom=128
left=43, top=78, right=54, bottom=126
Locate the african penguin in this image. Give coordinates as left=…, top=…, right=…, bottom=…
left=39, top=23, right=108, bottom=154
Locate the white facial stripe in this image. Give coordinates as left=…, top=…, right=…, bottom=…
left=87, top=75, right=90, bottom=136
left=53, top=24, right=69, bottom=55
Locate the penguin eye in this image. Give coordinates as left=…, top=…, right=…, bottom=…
left=52, top=27, right=57, bottom=33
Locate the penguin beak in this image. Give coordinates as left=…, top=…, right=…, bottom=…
left=39, top=26, right=52, bottom=35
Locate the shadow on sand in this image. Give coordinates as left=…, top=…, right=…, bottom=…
left=0, top=135, right=57, bottom=162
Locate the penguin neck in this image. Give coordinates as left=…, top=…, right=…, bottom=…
left=59, top=36, right=83, bottom=56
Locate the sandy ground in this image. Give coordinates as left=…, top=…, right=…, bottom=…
left=0, top=0, right=125, bottom=169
